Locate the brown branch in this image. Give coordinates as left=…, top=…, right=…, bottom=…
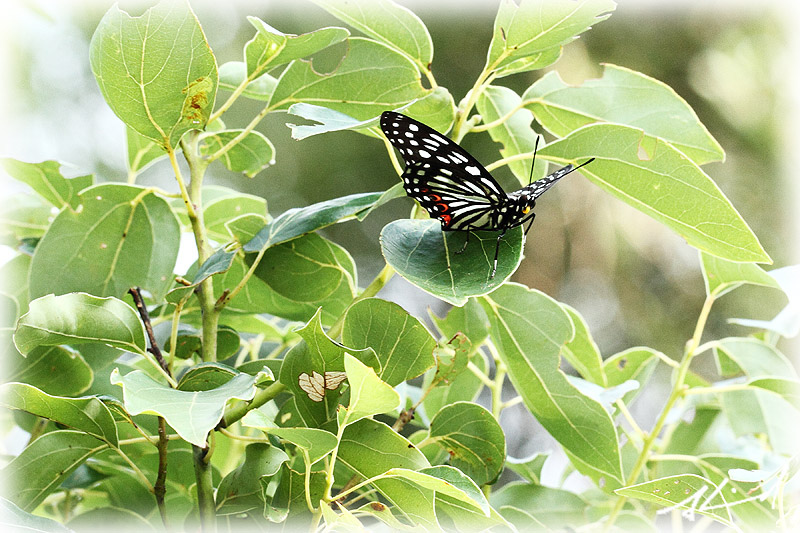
left=128, top=287, right=171, bottom=378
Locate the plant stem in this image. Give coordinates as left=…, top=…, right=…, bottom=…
left=181, top=130, right=219, bottom=363
left=219, top=380, right=287, bottom=428
left=154, top=417, right=169, bottom=528
left=193, top=444, right=216, bottom=532
left=603, top=294, right=716, bottom=531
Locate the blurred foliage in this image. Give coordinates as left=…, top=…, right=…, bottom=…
left=2, top=1, right=792, bottom=370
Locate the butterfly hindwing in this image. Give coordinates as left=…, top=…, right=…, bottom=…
left=298, top=370, right=349, bottom=402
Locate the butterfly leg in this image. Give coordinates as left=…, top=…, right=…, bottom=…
left=490, top=230, right=507, bottom=279
left=524, top=212, right=536, bottom=237
left=456, top=232, right=470, bottom=254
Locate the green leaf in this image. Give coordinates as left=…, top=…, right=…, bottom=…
left=177, top=362, right=259, bottom=391
left=29, top=184, right=180, bottom=301
left=14, top=293, right=146, bottom=356
left=8, top=346, right=93, bottom=397
left=311, top=0, right=433, bottom=69
left=264, top=464, right=326, bottom=523
left=199, top=129, right=275, bottom=177
left=89, top=1, right=217, bottom=148
left=481, top=283, right=623, bottom=487
left=505, top=453, right=548, bottom=484
left=381, top=219, right=523, bottom=306
left=0, top=194, right=52, bottom=243
left=240, top=414, right=338, bottom=466
left=2, top=430, right=106, bottom=512
left=342, top=297, right=436, bottom=386
left=382, top=466, right=490, bottom=515
left=219, top=61, right=276, bottom=101
left=431, top=297, right=490, bottom=347
left=486, top=0, right=615, bottom=74
left=126, top=126, right=166, bottom=176
left=748, top=378, right=800, bottom=409
left=476, top=86, right=543, bottom=184
left=216, top=442, right=289, bottom=515
left=602, top=347, right=660, bottom=405
left=279, top=309, right=379, bottom=427
left=538, top=123, right=771, bottom=264
left=402, top=87, right=458, bottom=134
left=339, top=353, right=400, bottom=427
left=695, top=455, right=777, bottom=528
left=111, top=368, right=261, bottom=447
left=713, top=337, right=796, bottom=379
left=423, top=349, right=488, bottom=420
left=203, top=190, right=267, bottom=243
left=491, top=482, right=588, bottom=529
left=719, top=387, right=800, bottom=455
left=0, top=498, right=73, bottom=533
left=615, top=474, right=735, bottom=527
left=251, top=233, right=357, bottom=323
left=269, top=37, right=428, bottom=120
left=244, top=191, right=394, bottom=253
left=286, top=103, right=387, bottom=140
left=701, top=252, right=779, bottom=297
left=428, top=402, right=506, bottom=486
left=560, top=303, right=605, bottom=386
left=524, top=65, right=724, bottom=165
left=1, top=159, right=92, bottom=210
left=245, top=18, right=349, bottom=74
left=337, top=418, right=436, bottom=529
left=1, top=383, right=118, bottom=445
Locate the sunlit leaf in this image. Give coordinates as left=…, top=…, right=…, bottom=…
left=1, top=159, right=92, bottom=210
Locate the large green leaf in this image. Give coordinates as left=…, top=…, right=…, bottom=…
left=538, top=123, right=770, bottom=264
left=380, top=466, right=489, bottom=516
left=278, top=309, right=379, bottom=427
left=560, top=303, right=605, bottom=386
left=28, top=184, right=180, bottom=300
left=486, top=0, right=615, bottom=75
left=1, top=159, right=92, bottom=210
left=342, top=297, right=436, bottom=386
left=245, top=17, right=348, bottom=75
left=2, top=430, right=106, bottom=512
left=0, top=498, right=73, bottom=533
left=8, top=346, right=93, bottom=397
left=428, top=402, right=506, bottom=486
left=381, top=219, right=523, bottom=306
left=491, top=482, right=588, bottom=529
left=310, top=0, right=433, bottom=69
left=251, top=233, right=356, bottom=324
left=338, top=353, right=400, bottom=427
left=1, top=383, right=118, bottom=445
left=700, top=252, right=779, bottom=298
left=241, top=411, right=338, bottom=466
left=475, top=86, right=543, bottom=184
left=524, top=65, right=724, bottom=164
left=337, top=418, right=436, bottom=529
left=481, top=283, right=623, bottom=487
left=89, top=1, right=217, bottom=148
left=216, top=442, right=289, bottom=516
left=269, top=37, right=429, bottom=119
left=111, top=368, right=263, bottom=447
left=615, top=474, right=735, bottom=527
left=244, top=191, right=394, bottom=253
left=14, top=293, right=146, bottom=357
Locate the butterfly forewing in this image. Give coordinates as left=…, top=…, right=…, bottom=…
left=381, top=111, right=506, bottom=230
left=298, top=371, right=326, bottom=402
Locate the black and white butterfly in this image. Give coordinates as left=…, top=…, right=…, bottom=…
left=380, top=111, right=594, bottom=278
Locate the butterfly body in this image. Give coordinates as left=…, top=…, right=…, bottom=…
left=380, top=111, right=592, bottom=277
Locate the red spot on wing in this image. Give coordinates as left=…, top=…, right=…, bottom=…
left=436, top=202, right=449, bottom=212
left=439, top=213, right=452, bottom=227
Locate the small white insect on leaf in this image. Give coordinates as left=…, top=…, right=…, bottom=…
left=298, top=370, right=348, bottom=402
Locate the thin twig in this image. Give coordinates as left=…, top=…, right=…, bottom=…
left=128, top=287, right=172, bottom=378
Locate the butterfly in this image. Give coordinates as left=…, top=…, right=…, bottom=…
left=298, top=371, right=348, bottom=402
left=380, top=111, right=594, bottom=278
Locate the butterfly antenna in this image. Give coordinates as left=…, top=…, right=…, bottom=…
left=528, top=136, right=540, bottom=186
left=562, top=157, right=595, bottom=177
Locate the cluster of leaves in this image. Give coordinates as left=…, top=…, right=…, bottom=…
left=1, top=0, right=798, bottom=532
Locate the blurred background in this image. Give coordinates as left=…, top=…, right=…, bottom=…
left=2, top=0, right=798, bottom=461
